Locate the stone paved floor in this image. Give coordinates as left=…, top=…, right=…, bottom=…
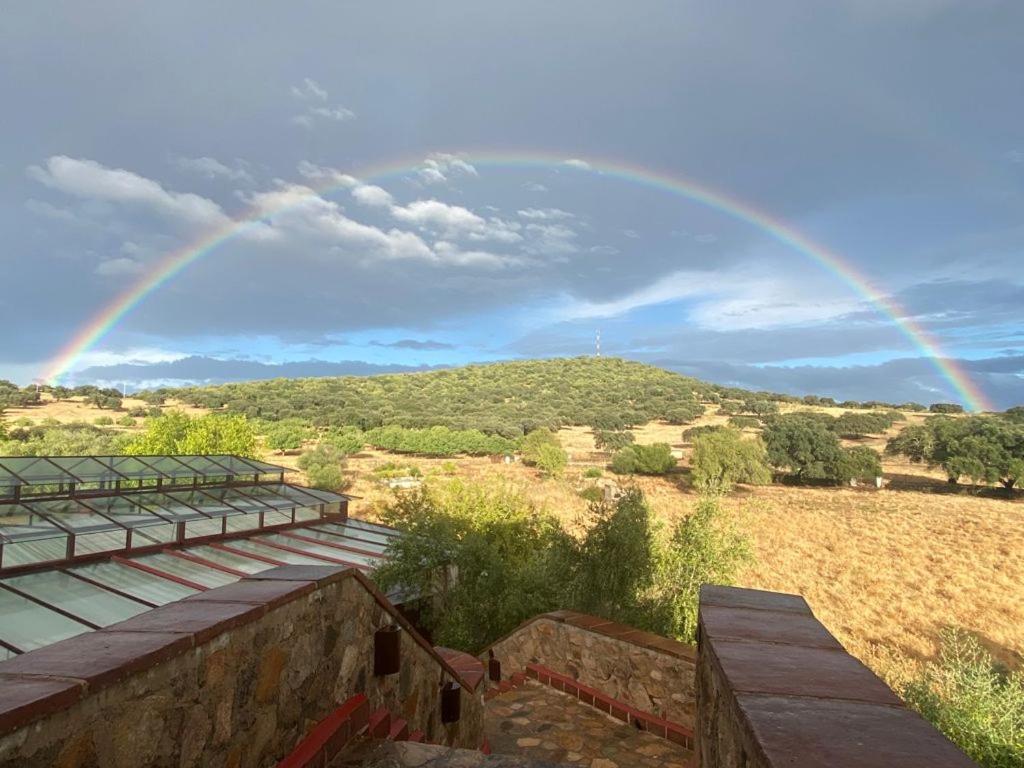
left=484, top=681, right=692, bottom=768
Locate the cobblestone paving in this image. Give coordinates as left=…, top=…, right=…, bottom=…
left=485, top=681, right=692, bottom=768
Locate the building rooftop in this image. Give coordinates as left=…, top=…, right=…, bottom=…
left=0, top=454, right=398, bottom=659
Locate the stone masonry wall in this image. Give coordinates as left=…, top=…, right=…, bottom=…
left=0, top=566, right=484, bottom=768
left=696, top=584, right=979, bottom=768
left=482, top=610, right=696, bottom=726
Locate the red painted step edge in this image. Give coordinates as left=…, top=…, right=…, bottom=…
left=367, top=707, right=391, bottom=739
left=387, top=717, right=410, bottom=741
left=277, top=693, right=369, bottom=768
left=519, top=663, right=695, bottom=751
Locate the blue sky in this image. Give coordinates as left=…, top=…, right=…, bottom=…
left=1, top=1, right=1022, bottom=407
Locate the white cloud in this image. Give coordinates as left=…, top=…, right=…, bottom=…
left=391, top=199, right=522, bottom=243
left=296, top=161, right=359, bottom=188
left=517, top=207, right=573, bottom=221
left=289, top=79, right=355, bottom=127
left=555, top=266, right=861, bottom=331
left=290, top=77, right=328, bottom=101
left=244, top=183, right=519, bottom=267
left=28, top=155, right=229, bottom=230
left=351, top=184, right=394, bottom=208
left=171, top=155, right=252, bottom=183
left=523, top=182, right=548, bottom=193
left=563, top=158, right=592, bottom=170
left=415, top=152, right=478, bottom=185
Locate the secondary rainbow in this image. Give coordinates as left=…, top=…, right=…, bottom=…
left=40, top=151, right=993, bottom=411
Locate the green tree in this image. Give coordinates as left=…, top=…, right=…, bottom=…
left=930, top=403, right=966, bottom=414
left=902, top=629, right=1023, bottom=768
left=763, top=414, right=844, bottom=482
left=571, top=489, right=656, bottom=626
left=691, top=428, right=772, bottom=492
left=594, top=429, right=635, bottom=452
left=297, top=443, right=348, bottom=490
left=837, top=446, right=882, bottom=484
left=374, top=480, right=573, bottom=649
left=126, top=411, right=258, bottom=458
left=649, top=493, right=752, bottom=642
left=263, top=419, right=314, bottom=453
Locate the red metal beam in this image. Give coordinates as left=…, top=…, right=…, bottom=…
left=111, top=555, right=208, bottom=591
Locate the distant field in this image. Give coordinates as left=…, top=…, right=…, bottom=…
left=3, top=397, right=1021, bottom=684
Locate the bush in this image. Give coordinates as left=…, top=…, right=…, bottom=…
left=930, top=403, right=966, bottom=414
left=902, top=629, right=1024, bottom=768
left=583, top=466, right=603, bottom=479
left=128, top=407, right=149, bottom=417
left=691, top=428, right=772, bottom=492
left=727, top=415, right=761, bottom=429
left=374, top=481, right=574, bottom=650
left=578, top=485, right=604, bottom=503
left=263, top=419, right=314, bottom=453
left=521, top=429, right=568, bottom=477
left=365, top=425, right=515, bottom=457
left=297, top=444, right=348, bottom=491
left=594, top=429, right=635, bottom=452
left=683, top=425, right=725, bottom=442
left=611, top=443, right=676, bottom=475
left=125, top=411, right=259, bottom=458
left=116, top=415, right=136, bottom=427
left=322, top=429, right=365, bottom=455
left=94, top=416, right=114, bottom=426
left=649, top=493, right=752, bottom=642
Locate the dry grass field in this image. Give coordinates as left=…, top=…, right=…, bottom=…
left=4, top=397, right=1022, bottom=684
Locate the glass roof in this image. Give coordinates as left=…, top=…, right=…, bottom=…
left=1, top=480, right=349, bottom=569
left=0, top=513, right=393, bottom=658
left=0, top=454, right=289, bottom=490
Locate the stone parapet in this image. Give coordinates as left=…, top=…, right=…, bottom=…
left=696, top=584, right=978, bottom=768
left=481, top=610, right=696, bottom=726
left=0, top=565, right=484, bottom=768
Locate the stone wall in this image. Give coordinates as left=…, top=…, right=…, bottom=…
left=482, top=610, right=696, bottom=726
left=0, top=566, right=484, bottom=768
left=696, top=584, right=979, bottom=768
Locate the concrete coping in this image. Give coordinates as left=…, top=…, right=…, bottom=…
left=0, top=565, right=480, bottom=738
left=697, top=584, right=979, bottom=768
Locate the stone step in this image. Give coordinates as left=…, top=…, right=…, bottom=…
left=331, top=739, right=570, bottom=768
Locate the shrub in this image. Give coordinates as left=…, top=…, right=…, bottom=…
left=521, top=429, right=568, bottom=477
left=570, top=488, right=656, bottom=626
left=611, top=443, right=676, bottom=475
left=727, top=415, right=761, bottom=429
left=94, top=416, right=114, bottom=426
left=263, top=419, right=314, bottom=452
left=578, top=485, right=604, bottom=503
left=128, top=407, right=149, bottom=417
left=297, top=444, right=348, bottom=490
left=322, top=429, right=365, bottom=455
left=594, top=429, right=635, bottom=452
left=125, top=411, right=259, bottom=458
left=683, top=424, right=726, bottom=442
left=930, top=403, right=966, bottom=414
left=583, top=466, right=603, bottom=479
left=116, top=415, right=136, bottom=427
left=365, top=425, right=515, bottom=457
left=691, top=428, right=772, bottom=492
left=902, top=629, right=1024, bottom=768
left=374, top=480, right=574, bottom=649
left=649, top=493, right=752, bottom=642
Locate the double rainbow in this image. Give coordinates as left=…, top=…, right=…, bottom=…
left=39, top=151, right=992, bottom=411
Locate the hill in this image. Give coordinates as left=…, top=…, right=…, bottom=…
left=154, top=357, right=717, bottom=436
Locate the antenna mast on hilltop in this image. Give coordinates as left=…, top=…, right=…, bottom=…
left=595, top=329, right=601, bottom=357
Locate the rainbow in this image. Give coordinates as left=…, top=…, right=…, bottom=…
left=40, top=151, right=993, bottom=411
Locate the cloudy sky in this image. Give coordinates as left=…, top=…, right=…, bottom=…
left=2, top=1, right=1022, bottom=408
